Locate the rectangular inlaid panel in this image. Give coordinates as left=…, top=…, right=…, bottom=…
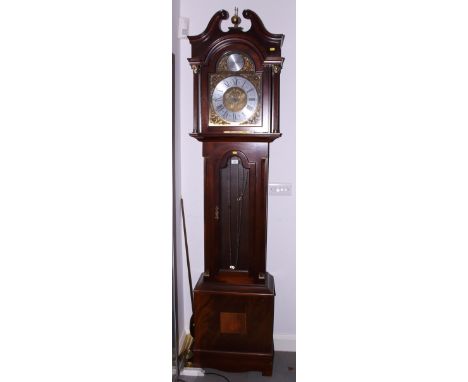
left=220, top=312, right=247, bottom=334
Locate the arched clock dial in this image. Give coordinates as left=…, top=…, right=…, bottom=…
left=211, top=76, right=258, bottom=123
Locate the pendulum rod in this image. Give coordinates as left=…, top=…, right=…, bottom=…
left=227, top=161, right=233, bottom=269
left=234, top=167, right=248, bottom=268
left=225, top=157, right=249, bottom=271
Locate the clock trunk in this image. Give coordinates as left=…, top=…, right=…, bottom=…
left=202, top=141, right=269, bottom=282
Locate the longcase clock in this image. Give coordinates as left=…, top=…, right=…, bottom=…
left=187, top=9, right=284, bottom=376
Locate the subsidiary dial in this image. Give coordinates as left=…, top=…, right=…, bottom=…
left=226, top=53, right=245, bottom=71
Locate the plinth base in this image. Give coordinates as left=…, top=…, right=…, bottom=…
left=191, top=273, right=275, bottom=376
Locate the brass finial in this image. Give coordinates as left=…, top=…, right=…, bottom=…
left=231, top=7, right=241, bottom=27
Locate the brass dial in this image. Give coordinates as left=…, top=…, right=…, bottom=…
left=211, top=76, right=258, bottom=124
left=223, top=87, right=247, bottom=112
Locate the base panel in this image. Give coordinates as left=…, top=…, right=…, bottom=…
left=192, top=273, right=275, bottom=376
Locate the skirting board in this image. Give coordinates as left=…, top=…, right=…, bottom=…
left=180, top=368, right=205, bottom=377
left=274, top=334, right=296, bottom=352
left=181, top=328, right=296, bottom=352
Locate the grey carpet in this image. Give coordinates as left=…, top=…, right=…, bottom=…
left=178, top=351, right=296, bottom=382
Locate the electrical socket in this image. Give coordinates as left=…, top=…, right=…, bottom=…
left=178, top=17, right=189, bottom=39
left=268, top=183, right=292, bottom=196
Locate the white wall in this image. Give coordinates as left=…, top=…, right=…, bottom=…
left=176, top=0, right=296, bottom=349
left=172, top=0, right=185, bottom=351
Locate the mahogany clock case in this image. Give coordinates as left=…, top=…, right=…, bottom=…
left=186, top=9, right=285, bottom=377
